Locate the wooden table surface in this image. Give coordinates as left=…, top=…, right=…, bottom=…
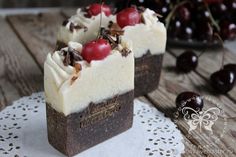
left=0, top=9, right=236, bottom=157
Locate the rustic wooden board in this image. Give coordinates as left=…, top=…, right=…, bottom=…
left=61, top=8, right=77, bottom=18
left=147, top=52, right=236, bottom=157
left=0, top=17, right=43, bottom=111
left=7, top=12, right=65, bottom=69
left=168, top=47, right=236, bottom=103
left=2, top=11, right=236, bottom=157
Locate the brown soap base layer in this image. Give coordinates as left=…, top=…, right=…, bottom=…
left=46, top=91, right=134, bottom=157
left=135, top=53, right=164, bottom=97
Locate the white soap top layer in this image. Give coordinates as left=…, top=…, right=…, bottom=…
left=57, top=9, right=116, bottom=45
left=57, top=8, right=166, bottom=58
left=122, top=9, right=167, bottom=58
left=44, top=42, right=134, bottom=116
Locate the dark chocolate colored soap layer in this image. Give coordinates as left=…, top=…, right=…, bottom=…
left=135, top=53, right=164, bottom=97
left=46, top=91, right=133, bottom=157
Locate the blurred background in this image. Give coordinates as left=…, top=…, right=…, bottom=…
left=0, top=0, right=235, bottom=49
left=0, top=0, right=114, bottom=8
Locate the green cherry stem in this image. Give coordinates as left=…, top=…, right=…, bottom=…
left=214, top=33, right=225, bottom=70
left=165, top=0, right=190, bottom=30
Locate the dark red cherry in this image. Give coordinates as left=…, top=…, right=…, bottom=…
left=168, top=18, right=182, bottom=38
left=176, top=91, right=204, bottom=115
left=179, top=25, right=194, bottom=40
left=220, top=21, right=236, bottom=40
left=210, top=69, right=236, bottom=94
left=117, top=7, right=141, bottom=28
left=81, top=39, right=111, bottom=63
left=210, top=3, right=227, bottom=19
left=225, top=0, right=236, bottom=12
left=177, top=6, right=191, bottom=23
left=224, top=64, right=236, bottom=75
left=176, top=50, right=198, bottom=73
left=88, top=3, right=111, bottom=17
left=195, top=8, right=211, bottom=22
left=204, top=0, right=223, bottom=4
left=196, top=22, right=213, bottom=41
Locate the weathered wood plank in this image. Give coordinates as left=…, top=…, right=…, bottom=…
left=0, top=17, right=43, bottom=111
left=168, top=47, right=236, bottom=103
left=61, top=8, right=77, bottom=18
left=7, top=12, right=65, bottom=69
left=138, top=97, right=205, bottom=157
left=147, top=52, right=236, bottom=157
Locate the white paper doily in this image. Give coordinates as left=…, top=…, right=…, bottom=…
left=0, top=92, right=185, bottom=157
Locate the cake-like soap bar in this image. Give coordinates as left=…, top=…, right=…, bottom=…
left=117, top=7, right=166, bottom=97
left=45, top=28, right=134, bottom=156
left=56, top=5, right=166, bottom=97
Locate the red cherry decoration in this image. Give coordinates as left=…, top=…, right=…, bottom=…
left=117, top=7, right=141, bottom=28
left=88, top=3, right=111, bottom=17
left=81, top=39, right=111, bottom=63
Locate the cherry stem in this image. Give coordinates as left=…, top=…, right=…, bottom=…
left=97, top=1, right=104, bottom=40
left=203, top=1, right=220, bottom=31
left=165, top=0, right=190, bottom=30
left=198, top=49, right=205, bottom=58
left=214, top=33, right=225, bottom=69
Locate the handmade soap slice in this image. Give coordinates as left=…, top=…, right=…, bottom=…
left=44, top=37, right=134, bottom=156
left=119, top=8, right=166, bottom=97
left=56, top=5, right=166, bottom=97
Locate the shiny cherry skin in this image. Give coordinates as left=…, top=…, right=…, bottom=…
left=176, top=91, right=204, bottom=115
left=196, top=21, right=213, bottom=41
left=176, top=50, right=198, bottom=73
left=81, top=39, right=111, bottom=63
left=195, top=8, right=211, bottom=22
left=224, top=64, right=236, bottom=76
left=117, top=7, right=141, bottom=28
left=88, top=3, right=111, bottom=17
left=210, top=69, right=236, bottom=94
left=225, top=0, right=236, bottom=12
left=210, top=3, right=227, bottom=19
left=180, top=25, right=194, bottom=40
left=168, top=18, right=182, bottom=38
left=220, top=21, right=236, bottom=40
left=177, top=6, right=191, bottom=23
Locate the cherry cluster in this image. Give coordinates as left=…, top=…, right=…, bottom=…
left=125, top=0, right=236, bottom=42
left=176, top=50, right=236, bottom=94
left=79, top=4, right=140, bottom=63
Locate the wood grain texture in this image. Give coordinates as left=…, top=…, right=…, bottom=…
left=2, top=11, right=236, bottom=157
left=61, top=8, right=77, bottom=18
left=168, top=47, right=236, bottom=103
left=0, top=17, right=43, bottom=111
left=7, top=12, right=65, bottom=69
left=147, top=52, right=236, bottom=157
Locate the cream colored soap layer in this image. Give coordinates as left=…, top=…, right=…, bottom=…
left=58, top=9, right=116, bottom=44
left=44, top=49, right=134, bottom=116
left=122, top=9, right=167, bottom=58
left=58, top=8, right=166, bottom=59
